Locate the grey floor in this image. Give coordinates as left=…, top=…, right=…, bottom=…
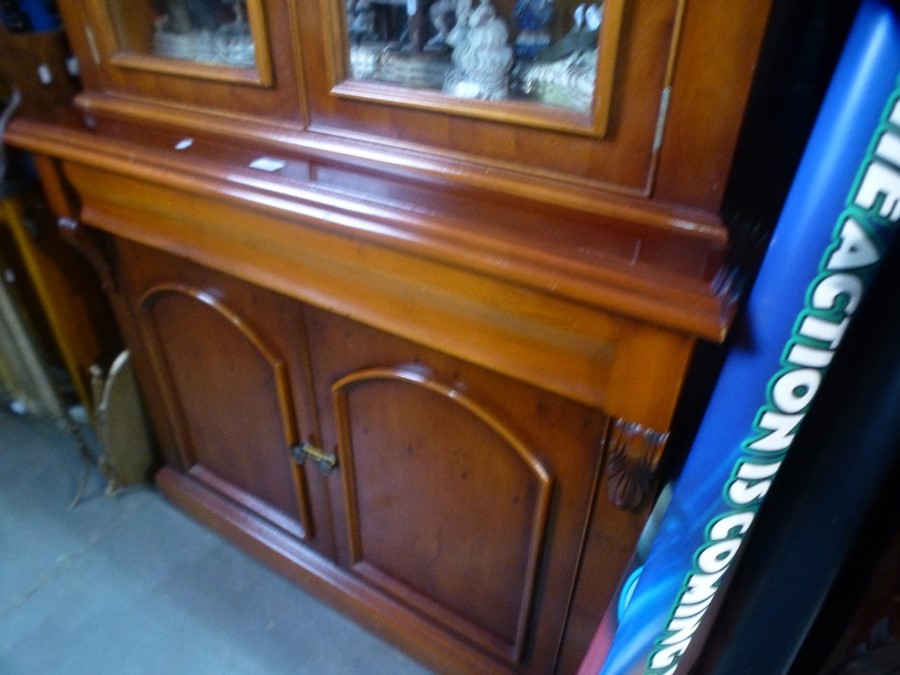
left=0, top=408, right=432, bottom=675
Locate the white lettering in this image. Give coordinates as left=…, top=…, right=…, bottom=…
left=811, top=272, right=864, bottom=314
left=728, top=460, right=782, bottom=505
left=709, top=511, right=756, bottom=540
left=890, top=98, right=900, bottom=127
left=649, top=638, right=692, bottom=671
left=798, top=315, right=850, bottom=349
left=854, top=162, right=900, bottom=221
left=698, top=539, right=741, bottom=574
left=786, top=342, right=834, bottom=368
left=728, top=477, right=771, bottom=504
left=828, top=218, right=881, bottom=269
left=736, top=460, right=782, bottom=480
left=680, top=569, right=727, bottom=605
left=772, top=368, right=821, bottom=414
left=673, top=593, right=715, bottom=619
left=748, top=411, right=802, bottom=451
left=660, top=613, right=705, bottom=646
left=875, top=131, right=900, bottom=167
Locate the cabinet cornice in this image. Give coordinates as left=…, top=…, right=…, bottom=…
left=7, top=114, right=738, bottom=342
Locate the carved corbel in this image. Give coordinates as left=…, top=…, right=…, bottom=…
left=605, top=418, right=668, bottom=511
left=57, top=216, right=118, bottom=292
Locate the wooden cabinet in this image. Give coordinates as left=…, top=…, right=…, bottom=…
left=108, top=234, right=614, bottom=672
left=2, top=0, right=796, bottom=670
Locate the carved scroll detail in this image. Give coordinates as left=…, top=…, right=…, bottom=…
left=605, top=418, right=668, bottom=511
left=57, top=217, right=117, bottom=291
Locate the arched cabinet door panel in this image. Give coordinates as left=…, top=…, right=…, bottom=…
left=332, top=366, right=552, bottom=661
left=305, top=306, right=607, bottom=672
left=116, top=240, right=318, bottom=544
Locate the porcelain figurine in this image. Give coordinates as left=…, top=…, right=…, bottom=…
left=516, top=1, right=601, bottom=111
left=443, top=0, right=513, bottom=100
left=425, top=0, right=456, bottom=50
left=154, top=0, right=253, bottom=66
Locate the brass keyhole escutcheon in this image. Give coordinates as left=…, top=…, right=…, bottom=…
left=291, top=441, right=338, bottom=474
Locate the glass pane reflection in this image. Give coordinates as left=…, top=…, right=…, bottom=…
left=346, top=0, right=604, bottom=113
left=108, top=0, right=257, bottom=68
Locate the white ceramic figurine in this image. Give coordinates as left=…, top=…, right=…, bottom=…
left=443, top=0, right=513, bottom=100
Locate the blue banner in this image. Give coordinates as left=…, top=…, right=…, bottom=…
left=600, top=2, right=900, bottom=673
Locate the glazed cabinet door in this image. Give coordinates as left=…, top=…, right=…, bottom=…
left=114, top=239, right=332, bottom=556
left=62, top=0, right=304, bottom=122
left=293, top=0, right=772, bottom=211
left=304, top=305, right=608, bottom=673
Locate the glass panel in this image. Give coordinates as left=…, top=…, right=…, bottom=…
left=107, top=0, right=257, bottom=68
left=345, top=0, right=606, bottom=113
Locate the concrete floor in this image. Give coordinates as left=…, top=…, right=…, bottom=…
left=0, top=408, right=432, bottom=675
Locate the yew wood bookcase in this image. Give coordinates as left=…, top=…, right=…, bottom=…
left=6, top=0, right=779, bottom=671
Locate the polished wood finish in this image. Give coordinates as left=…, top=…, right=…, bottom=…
left=326, top=0, right=625, bottom=137
left=96, top=0, right=274, bottom=86
left=102, top=236, right=617, bottom=672
left=61, top=0, right=296, bottom=117
left=113, top=240, right=331, bottom=554
left=307, top=307, right=605, bottom=670
left=60, top=0, right=772, bottom=213
left=0, top=27, right=78, bottom=118
left=3, top=0, right=780, bottom=669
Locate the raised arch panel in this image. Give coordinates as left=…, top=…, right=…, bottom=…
left=138, top=282, right=313, bottom=540
left=332, top=366, right=552, bottom=663
left=305, top=305, right=609, bottom=672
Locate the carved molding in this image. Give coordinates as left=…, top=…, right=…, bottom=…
left=140, top=282, right=300, bottom=446
left=605, top=418, right=668, bottom=511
